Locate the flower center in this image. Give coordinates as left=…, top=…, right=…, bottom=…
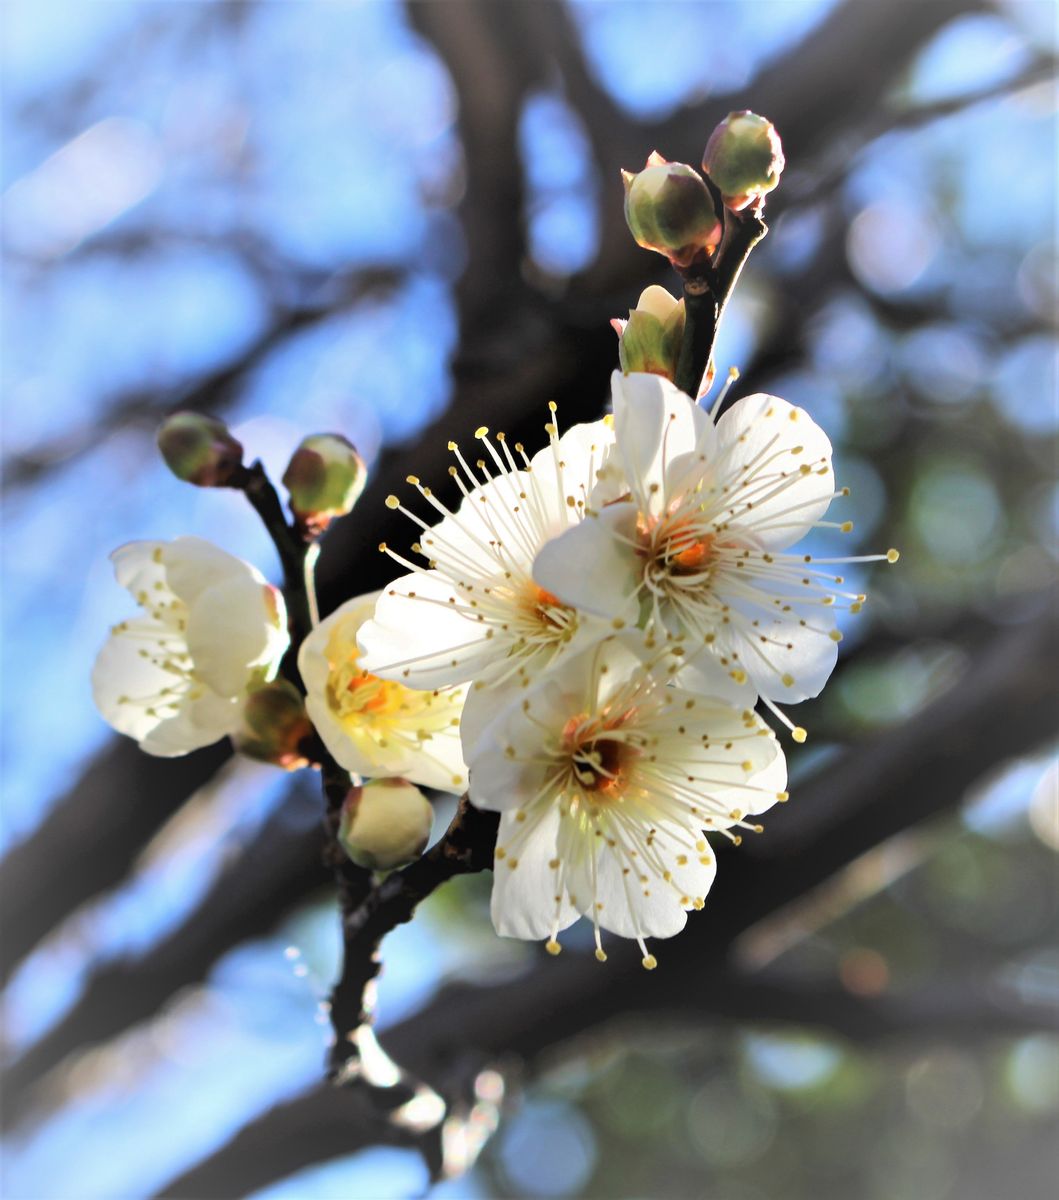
left=560, top=710, right=640, bottom=799
left=521, top=582, right=571, bottom=632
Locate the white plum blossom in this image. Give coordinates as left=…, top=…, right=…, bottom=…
left=468, top=639, right=787, bottom=965
left=534, top=372, right=898, bottom=738
left=92, top=537, right=288, bottom=756
left=299, top=591, right=467, bottom=793
left=357, top=411, right=626, bottom=750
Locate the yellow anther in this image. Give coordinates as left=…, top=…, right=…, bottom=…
left=840, top=521, right=853, bottom=533
left=887, top=548, right=900, bottom=563
left=792, top=727, right=808, bottom=744
left=829, top=629, right=843, bottom=642
left=781, top=672, right=795, bottom=687
left=545, top=939, right=562, bottom=956
left=474, top=426, right=489, bottom=438
left=642, top=954, right=658, bottom=971
left=385, top=495, right=400, bottom=509
left=594, top=948, right=608, bottom=963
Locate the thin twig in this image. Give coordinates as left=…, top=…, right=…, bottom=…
left=674, top=202, right=767, bottom=398
left=327, top=797, right=500, bottom=1082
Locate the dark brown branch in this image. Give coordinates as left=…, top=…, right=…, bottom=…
left=326, top=798, right=499, bottom=1082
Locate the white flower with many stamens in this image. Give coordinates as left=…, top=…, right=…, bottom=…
left=92, top=537, right=289, bottom=756
left=468, top=640, right=787, bottom=965
left=299, top=591, right=467, bottom=793
left=357, top=411, right=626, bottom=750
left=534, top=372, right=898, bottom=738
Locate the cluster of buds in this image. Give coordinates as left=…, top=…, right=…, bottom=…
left=157, top=413, right=367, bottom=538
left=621, top=112, right=784, bottom=272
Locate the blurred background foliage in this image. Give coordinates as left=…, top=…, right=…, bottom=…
left=1, top=1, right=1056, bottom=1197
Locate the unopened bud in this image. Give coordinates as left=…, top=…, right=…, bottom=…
left=622, top=153, right=722, bottom=268
left=236, top=679, right=313, bottom=769
left=612, top=285, right=685, bottom=381
left=156, top=412, right=244, bottom=487
left=702, top=111, right=784, bottom=211
left=338, top=779, right=434, bottom=871
left=282, top=434, right=366, bottom=534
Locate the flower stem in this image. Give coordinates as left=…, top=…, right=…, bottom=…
left=233, top=460, right=315, bottom=680
left=674, top=205, right=768, bottom=400
left=326, top=795, right=499, bottom=1084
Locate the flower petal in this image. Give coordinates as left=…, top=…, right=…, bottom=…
left=714, top=393, right=834, bottom=549
left=491, top=805, right=579, bottom=940
left=357, top=570, right=496, bottom=689
left=162, top=536, right=262, bottom=605
left=610, top=371, right=711, bottom=514
left=186, top=575, right=288, bottom=696
left=533, top=503, right=641, bottom=620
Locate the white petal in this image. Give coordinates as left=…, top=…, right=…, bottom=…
left=491, top=805, right=578, bottom=940
left=162, top=536, right=261, bottom=605
left=610, top=371, right=710, bottom=514
left=557, top=812, right=712, bottom=940
left=714, top=393, right=835, bottom=549
left=712, top=589, right=839, bottom=703
left=91, top=629, right=236, bottom=756
left=186, top=575, right=288, bottom=696
left=110, top=541, right=171, bottom=602
left=527, top=416, right=615, bottom=530
left=139, top=692, right=240, bottom=757
left=467, top=677, right=572, bottom=813
left=357, top=571, right=495, bottom=689
left=533, top=504, right=641, bottom=620
left=676, top=649, right=759, bottom=706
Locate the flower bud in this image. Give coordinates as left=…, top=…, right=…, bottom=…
left=338, top=779, right=434, bottom=871
left=612, top=285, right=686, bottom=381
left=156, top=412, right=244, bottom=487
left=702, top=111, right=784, bottom=211
left=622, top=153, right=722, bottom=267
left=236, top=679, right=313, bottom=769
left=282, top=433, right=366, bottom=534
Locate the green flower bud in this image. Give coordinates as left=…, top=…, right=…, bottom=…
left=702, top=111, right=784, bottom=211
left=612, top=285, right=686, bottom=381
left=622, top=153, right=722, bottom=267
left=338, top=779, right=434, bottom=871
left=236, top=679, right=313, bottom=769
left=282, top=434, right=367, bottom=534
left=156, top=411, right=244, bottom=487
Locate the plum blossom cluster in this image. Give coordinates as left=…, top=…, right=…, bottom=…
left=92, top=110, right=899, bottom=973
left=354, top=367, right=896, bottom=964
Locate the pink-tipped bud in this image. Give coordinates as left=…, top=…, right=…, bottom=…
left=338, top=779, right=434, bottom=871
left=236, top=679, right=313, bottom=769
left=156, top=412, right=244, bottom=487
left=282, top=433, right=366, bottom=535
left=622, top=155, right=722, bottom=268
left=702, top=111, right=784, bottom=211
left=614, top=285, right=686, bottom=381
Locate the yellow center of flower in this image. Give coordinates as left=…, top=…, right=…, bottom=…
left=321, top=624, right=417, bottom=724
